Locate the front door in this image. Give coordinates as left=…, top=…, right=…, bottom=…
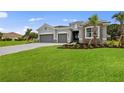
left=72, top=31, right=79, bottom=42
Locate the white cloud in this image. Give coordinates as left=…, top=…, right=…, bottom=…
left=0, top=27, right=10, bottom=33
left=63, top=18, right=77, bottom=22
left=63, top=18, right=69, bottom=22
left=20, top=26, right=32, bottom=35
left=20, top=26, right=37, bottom=35
left=0, top=12, right=8, bottom=18
left=23, top=26, right=31, bottom=31
left=0, top=27, right=4, bottom=31
left=29, top=17, right=44, bottom=22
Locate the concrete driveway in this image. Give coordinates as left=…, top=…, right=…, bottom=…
left=0, top=43, right=62, bottom=56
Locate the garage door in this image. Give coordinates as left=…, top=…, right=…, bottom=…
left=58, top=34, right=67, bottom=43
left=40, top=34, right=54, bottom=42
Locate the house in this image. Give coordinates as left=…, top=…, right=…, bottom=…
left=37, top=21, right=109, bottom=43
left=2, top=32, right=22, bottom=40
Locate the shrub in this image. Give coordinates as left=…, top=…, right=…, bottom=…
left=60, top=41, right=120, bottom=49
left=2, top=38, right=12, bottom=41
left=15, top=38, right=25, bottom=41
left=107, top=40, right=115, bottom=47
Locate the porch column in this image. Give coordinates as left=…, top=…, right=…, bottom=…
left=38, top=32, right=40, bottom=42
left=67, top=30, right=72, bottom=43
left=54, top=30, right=57, bottom=42
left=102, top=25, right=107, bottom=43
left=79, top=27, right=83, bottom=43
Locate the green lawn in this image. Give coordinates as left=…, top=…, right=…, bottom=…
left=0, top=46, right=124, bottom=82
left=0, top=41, right=27, bottom=47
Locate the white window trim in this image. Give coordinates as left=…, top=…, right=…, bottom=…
left=85, top=26, right=100, bottom=39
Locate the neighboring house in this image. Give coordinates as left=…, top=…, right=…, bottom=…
left=37, top=21, right=109, bottom=43
left=2, top=32, right=22, bottom=40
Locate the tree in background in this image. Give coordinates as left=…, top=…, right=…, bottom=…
left=107, top=24, right=120, bottom=40
left=23, top=28, right=38, bottom=42
left=29, top=32, right=38, bottom=40
left=112, top=12, right=124, bottom=47
left=23, top=28, right=32, bottom=41
left=0, top=32, right=3, bottom=40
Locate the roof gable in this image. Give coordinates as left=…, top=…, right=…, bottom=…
left=37, top=23, right=54, bottom=31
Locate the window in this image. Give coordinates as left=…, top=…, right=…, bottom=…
left=86, top=28, right=92, bottom=37
left=85, top=26, right=100, bottom=39
left=74, top=24, right=78, bottom=28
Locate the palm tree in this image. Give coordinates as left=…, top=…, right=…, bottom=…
left=88, top=14, right=99, bottom=47
left=23, top=28, right=32, bottom=41
left=107, top=24, right=120, bottom=40
left=29, top=32, right=38, bottom=40
left=112, top=12, right=124, bottom=47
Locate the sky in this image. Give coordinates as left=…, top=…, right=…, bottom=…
left=0, top=11, right=119, bottom=35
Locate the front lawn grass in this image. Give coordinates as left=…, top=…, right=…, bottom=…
left=0, top=41, right=27, bottom=47
left=0, top=46, right=124, bottom=81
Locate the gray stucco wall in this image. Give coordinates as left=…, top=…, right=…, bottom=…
left=37, top=22, right=108, bottom=43
left=37, top=24, right=72, bottom=43
left=79, top=25, right=107, bottom=44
